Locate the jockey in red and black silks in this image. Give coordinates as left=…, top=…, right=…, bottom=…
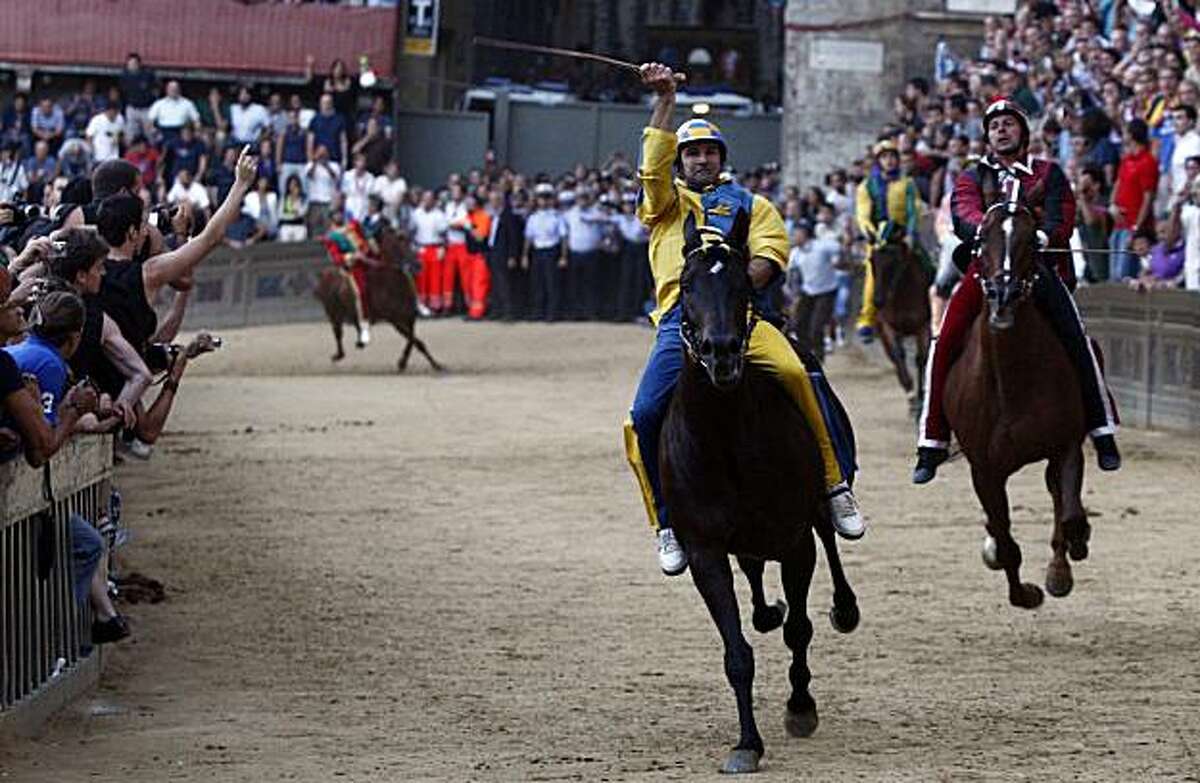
left=913, top=96, right=1121, bottom=484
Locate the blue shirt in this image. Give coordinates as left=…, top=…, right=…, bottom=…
left=563, top=206, right=603, bottom=253
left=5, top=335, right=67, bottom=425
left=280, top=125, right=307, bottom=164
left=308, top=113, right=347, bottom=162
left=166, top=137, right=207, bottom=183
left=524, top=208, right=568, bottom=249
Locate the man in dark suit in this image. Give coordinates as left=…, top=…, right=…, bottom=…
left=484, top=188, right=525, bottom=320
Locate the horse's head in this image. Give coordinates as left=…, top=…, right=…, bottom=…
left=976, top=202, right=1037, bottom=330
left=679, top=209, right=754, bottom=390
left=870, top=230, right=908, bottom=308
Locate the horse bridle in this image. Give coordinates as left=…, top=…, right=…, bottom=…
left=973, top=198, right=1039, bottom=308
left=678, top=244, right=759, bottom=375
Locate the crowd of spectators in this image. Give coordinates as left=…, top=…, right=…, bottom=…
left=0, top=117, right=262, bottom=652
left=0, top=53, right=406, bottom=251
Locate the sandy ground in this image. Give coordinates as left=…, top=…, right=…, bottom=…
left=1, top=319, right=1199, bottom=783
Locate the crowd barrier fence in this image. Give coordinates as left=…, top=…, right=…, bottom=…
left=0, top=435, right=113, bottom=738
left=1077, top=285, right=1200, bottom=433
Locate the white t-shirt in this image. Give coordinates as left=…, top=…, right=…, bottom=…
left=304, top=160, right=342, bottom=205
left=1180, top=204, right=1200, bottom=291
left=340, top=170, right=375, bottom=221
left=410, top=207, right=448, bottom=245
left=444, top=200, right=469, bottom=244
left=1171, top=130, right=1200, bottom=197
left=230, top=102, right=270, bottom=144
left=788, top=237, right=841, bottom=296
left=370, top=175, right=408, bottom=218
left=167, top=180, right=211, bottom=211
left=85, top=112, right=125, bottom=162
left=148, top=96, right=199, bottom=130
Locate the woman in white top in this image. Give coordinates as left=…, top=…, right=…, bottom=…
left=278, top=175, right=308, bottom=242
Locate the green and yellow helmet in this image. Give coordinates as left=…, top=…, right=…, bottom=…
left=675, top=118, right=727, bottom=162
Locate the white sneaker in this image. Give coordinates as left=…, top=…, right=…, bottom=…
left=828, top=482, right=866, bottom=540
left=656, top=528, right=687, bottom=576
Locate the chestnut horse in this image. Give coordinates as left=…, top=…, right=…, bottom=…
left=870, top=238, right=932, bottom=417
left=314, top=226, right=442, bottom=372
left=943, top=201, right=1090, bottom=609
left=660, top=211, right=859, bottom=774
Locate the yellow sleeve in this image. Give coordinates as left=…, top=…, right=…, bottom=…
left=637, top=127, right=680, bottom=227
left=748, top=194, right=788, bottom=271
left=855, top=181, right=876, bottom=240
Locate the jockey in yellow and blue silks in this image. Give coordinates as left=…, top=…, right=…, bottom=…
left=854, top=140, right=922, bottom=343
left=625, top=62, right=866, bottom=577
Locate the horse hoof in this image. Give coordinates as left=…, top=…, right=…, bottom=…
left=1010, top=583, right=1044, bottom=610
left=829, top=602, right=860, bottom=634
left=1068, top=540, right=1089, bottom=561
left=331, top=353, right=345, bottom=363
left=1045, top=565, right=1073, bottom=598
left=981, top=536, right=1003, bottom=571
left=719, top=749, right=761, bottom=774
left=752, top=599, right=787, bottom=634
left=784, top=706, right=819, bottom=738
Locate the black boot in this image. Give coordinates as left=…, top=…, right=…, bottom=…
left=912, top=446, right=949, bottom=484
left=1093, top=434, right=1121, bottom=471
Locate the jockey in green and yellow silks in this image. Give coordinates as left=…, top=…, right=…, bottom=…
left=854, top=140, right=922, bottom=343
left=625, top=62, right=867, bottom=577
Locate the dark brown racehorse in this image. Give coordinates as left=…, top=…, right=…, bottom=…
left=314, top=226, right=442, bottom=372
left=943, top=201, right=1090, bottom=609
left=870, top=237, right=932, bottom=416
left=660, top=211, right=859, bottom=774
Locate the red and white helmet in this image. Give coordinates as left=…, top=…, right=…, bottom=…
left=984, top=96, right=1030, bottom=149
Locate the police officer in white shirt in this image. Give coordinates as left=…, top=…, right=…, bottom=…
left=561, top=189, right=604, bottom=319
left=615, top=191, right=650, bottom=321
left=523, top=183, right=569, bottom=320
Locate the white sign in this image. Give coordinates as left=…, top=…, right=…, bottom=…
left=946, top=0, right=1018, bottom=13
left=808, top=39, right=884, bottom=74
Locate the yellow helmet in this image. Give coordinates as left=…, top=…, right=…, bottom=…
left=873, top=140, right=899, bottom=158
left=676, top=118, right=727, bottom=161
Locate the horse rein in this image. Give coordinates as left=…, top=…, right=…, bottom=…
left=678, top=247, right=759, bottom=376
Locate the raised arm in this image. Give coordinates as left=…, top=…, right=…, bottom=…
left=142, top=146, right=257, bottom=300
left=637, top=62, right=686, bottom=227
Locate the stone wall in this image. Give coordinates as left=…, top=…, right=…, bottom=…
left=781, top=0, right=986, bottom=188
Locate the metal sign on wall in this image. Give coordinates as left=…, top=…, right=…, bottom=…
left=404, top=0, right=440, bottom=57
left=808, top=38, right=884, bottom=73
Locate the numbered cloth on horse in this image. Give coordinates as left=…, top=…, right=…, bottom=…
left=321, top=219, right=373, bottom=316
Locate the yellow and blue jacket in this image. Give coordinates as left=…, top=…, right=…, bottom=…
left=636, top=127, right=789, bottom=324
left=855, top=170, right=920, bottom=245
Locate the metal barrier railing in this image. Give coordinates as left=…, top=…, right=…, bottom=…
left=0, top=436, right=112, bottom=718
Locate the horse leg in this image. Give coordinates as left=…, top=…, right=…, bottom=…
left=689, top=547, right=763, bottom=773
left=1044, top=453, right=1073, bottom=598
left=780, top=537, right=820, bottom=738
left=971, top=465, right=1043, bottom=609
left=396, top=320, right=444, bottom=372
left=393, top=321, right=416, bottom=373
left=1060, top=444, right=1091, bottom=562
left=813, top=515, right=859, bottom=634
left=736, top=556, right=786, bottom=634
left=879, top=326, right=914, bottom=396
left=330, top=318, right=346, bottom=362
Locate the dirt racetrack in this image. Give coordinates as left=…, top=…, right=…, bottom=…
left=2, top=319, right=1199, bottom=782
